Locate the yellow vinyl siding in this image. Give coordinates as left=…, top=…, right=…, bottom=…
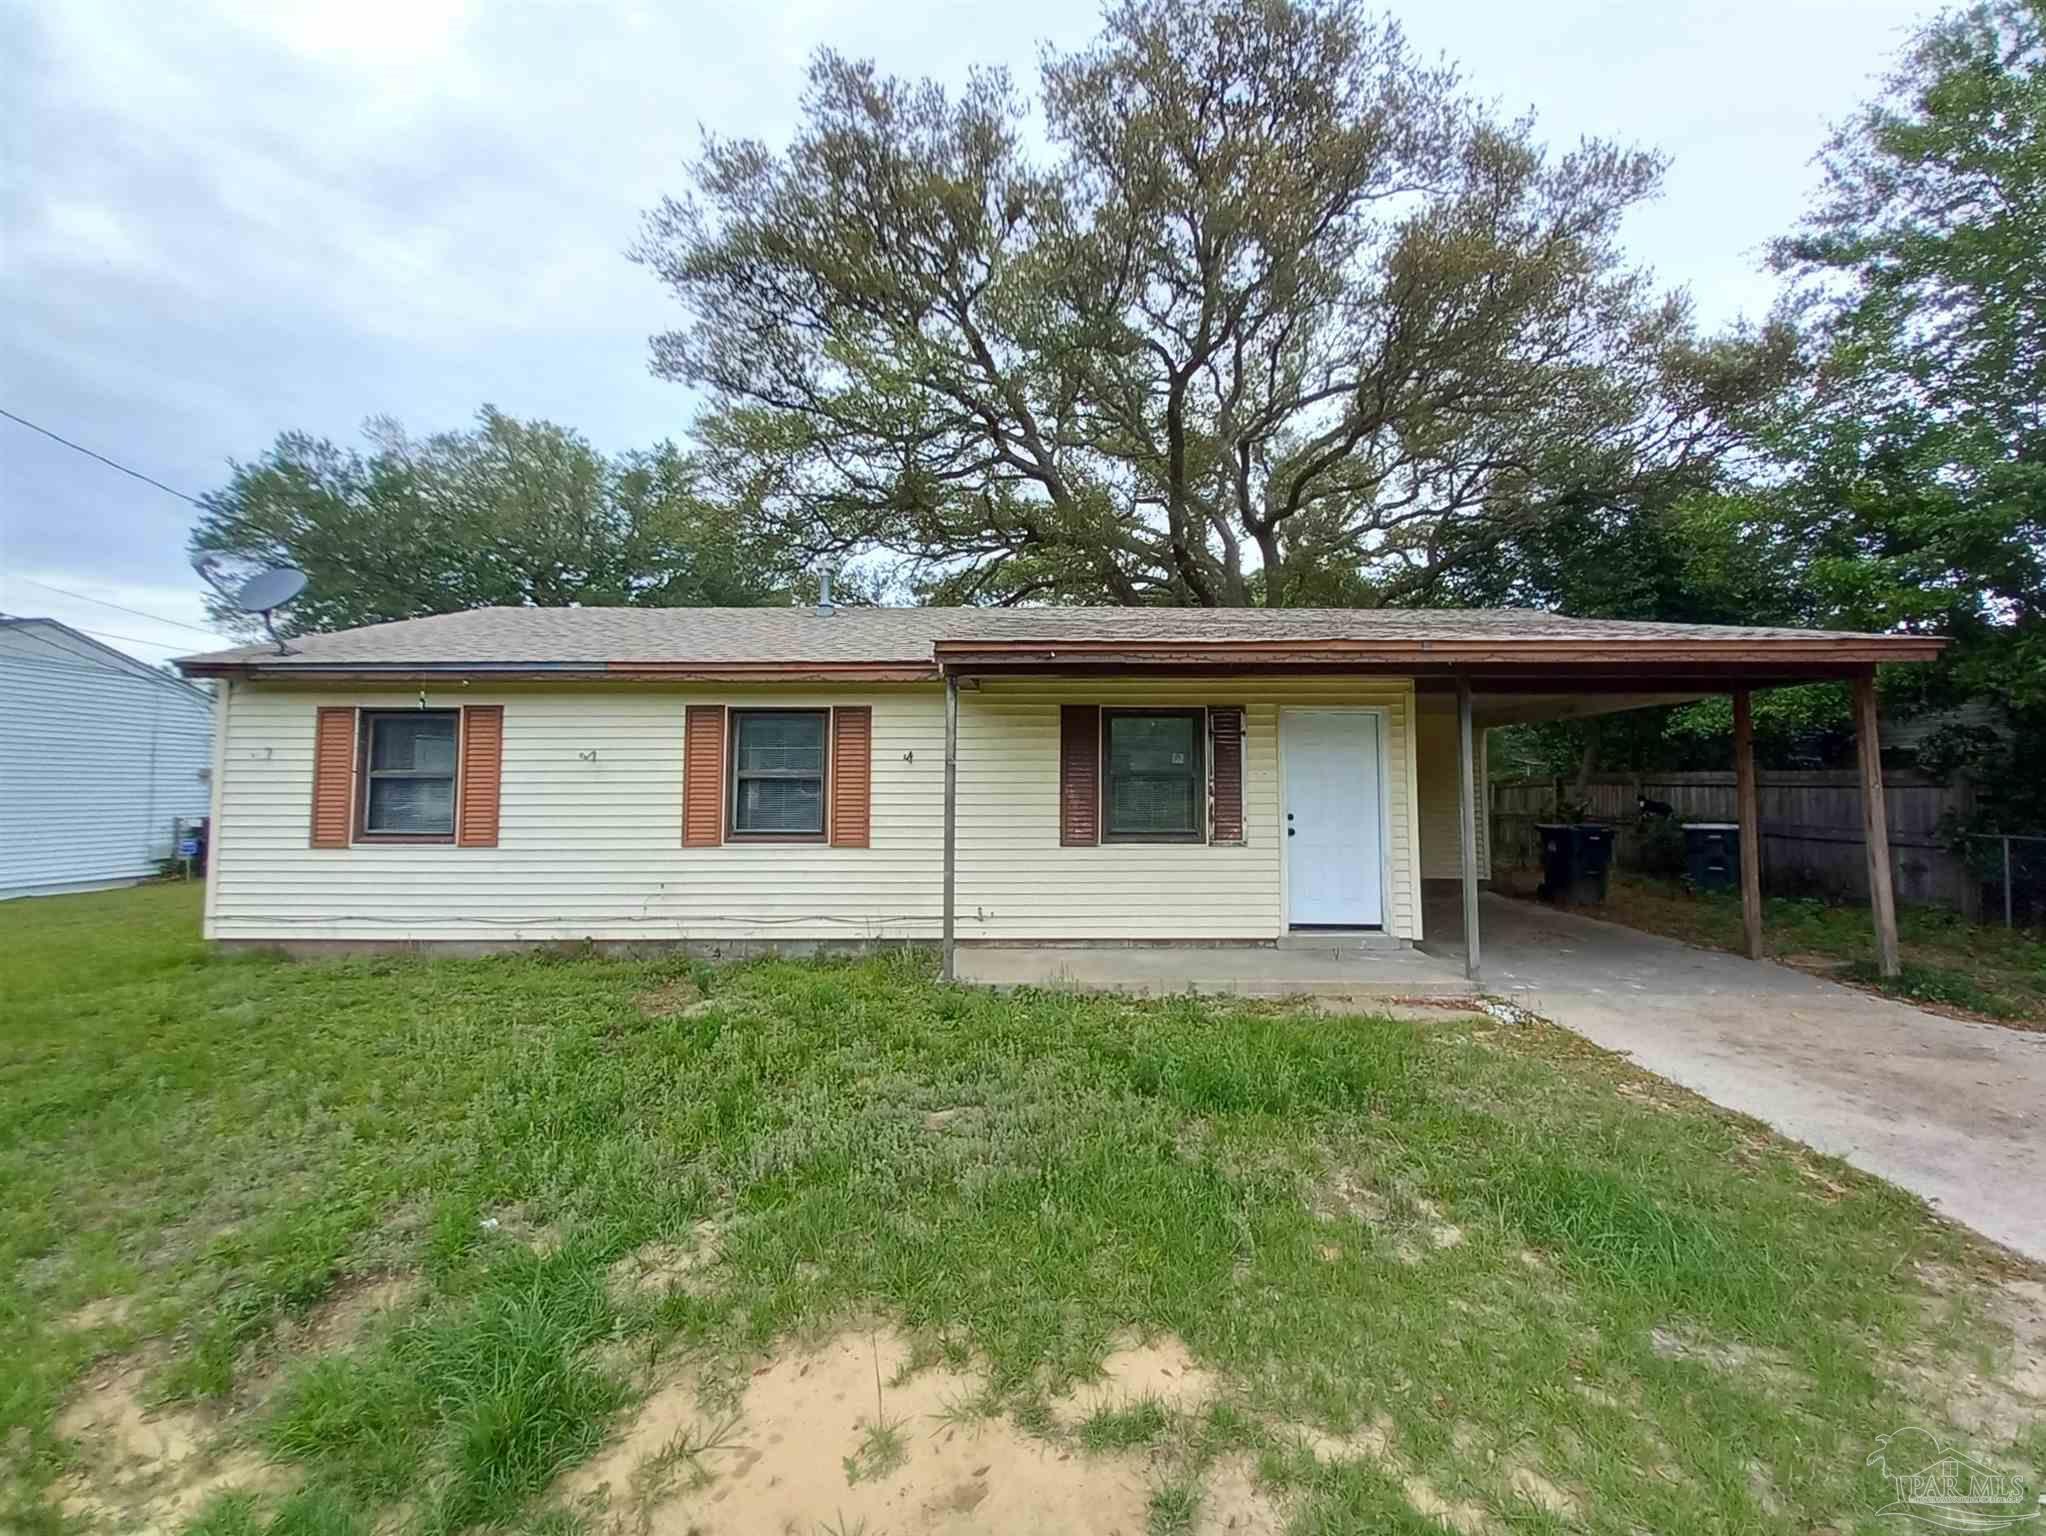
left=209, top=687, right=947, bottom=943
left=959, top=677, right=1421, bottom=942
left=209, top=677, right=1424, bottom=944
left=1414, top=695, right=1490, bottom=881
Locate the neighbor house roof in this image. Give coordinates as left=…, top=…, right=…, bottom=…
left=5, top=617, right=213, bottom=702
left=174, top=604, right=1944, bottom=683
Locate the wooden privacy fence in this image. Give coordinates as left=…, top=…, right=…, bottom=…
left=1490, top=771, right=1975, bottom=912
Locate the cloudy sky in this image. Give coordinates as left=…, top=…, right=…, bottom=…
left=3, top=0, right=1925, bottom=663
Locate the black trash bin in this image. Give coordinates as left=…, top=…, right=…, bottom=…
left=1536, top=822, right=1616, bottom=904
left=1682, top=822, right=1741, bottom=892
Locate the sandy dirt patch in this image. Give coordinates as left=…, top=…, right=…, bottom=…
left=1402, top=1474, right=1492, bottom=1535
left=561, top=1328, right=1258, bottom=1535
left=1294, top=1413, right=1395, bottom=1464
left=51, top=1359, right=284, bottom=1535
left=1508, top=1463, right=1580, bottom=1519
left=634, top=977, right=703, bottom=1018
left=1649, top=1324, right=1805, bottom=1388
left=608, top=1221, right=727, bottom=1303
left=1056, top=1333, right=1220, bottom=1426
left=1200, top=1454, right=1285, bottom=1534
left=64, top=1296, right=135, bottom=1333
left=275, top=1272, right=415, bottom=1353
left=1893, top=1272, right=2046, bottom=1445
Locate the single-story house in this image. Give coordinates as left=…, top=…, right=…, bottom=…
left=175, top=605, right=1940, bottom=982
left=3, top=617, right=216, bottom=899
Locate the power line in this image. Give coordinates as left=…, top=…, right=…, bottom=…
left=3, top=620, right=171, bottom=681
left=70, top=625, right=191, bottom=651
left=0, top=407, right=204, bottom=507
left=9, top=575, right=227, bottom=639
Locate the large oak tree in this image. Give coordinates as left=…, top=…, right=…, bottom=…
left=637, top=0, right=1796, bottom=607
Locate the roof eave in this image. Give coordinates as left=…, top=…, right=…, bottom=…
left=178, top=659, right=942, bottom=684
left=931, top=635, right=1948, bottom=671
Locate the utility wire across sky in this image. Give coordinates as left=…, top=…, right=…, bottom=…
left=7, top=575, right=226, bottom=639
left=1, top=406, right=205, bottom=507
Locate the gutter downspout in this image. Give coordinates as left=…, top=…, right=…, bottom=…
left=942, top=672, right=958, bottom=981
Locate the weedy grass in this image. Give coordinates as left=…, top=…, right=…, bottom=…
left=3, top=881, right=2039, bottom=1535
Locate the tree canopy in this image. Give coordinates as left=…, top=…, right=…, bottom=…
left=189, top=408, right=795, bottom=635
left=637, top=0, right=1796, bottom=607
left=1760, top=0, right=2046, bottom=810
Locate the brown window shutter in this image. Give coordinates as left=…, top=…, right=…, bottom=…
left=310, top=706, right=356, bottom=848
left=1059, top=704, right=1100, bottom=846
left=683, top=704, right=726, bottom=847
left=1209, top=707, right=1245, bottom=845
left=830, top=706, right=872, bottom=848
left=456, top=705, right=504, bottom=847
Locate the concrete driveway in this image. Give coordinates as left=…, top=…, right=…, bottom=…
left=1425, top=892, right=2046, bottom=1263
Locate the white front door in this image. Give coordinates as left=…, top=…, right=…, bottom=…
left=1283, top=710, right=1384, bottom=928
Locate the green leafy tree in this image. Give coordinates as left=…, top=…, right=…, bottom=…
left=637, top=0, right=1795, bottom=608
left=1766, top=0, right=2046, bottom=819
left=189, top=408, right=796, bottom=635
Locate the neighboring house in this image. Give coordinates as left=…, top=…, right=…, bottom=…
left=175, top=606, right=1938, bottom=959
left=2, top=617, right=215, bottom=900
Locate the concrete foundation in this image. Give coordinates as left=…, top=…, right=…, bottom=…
left=953, top=941, right=1478, bottom=999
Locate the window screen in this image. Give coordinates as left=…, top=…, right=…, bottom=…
left=362, top=711, right=458, bottom=835
left=730, top=710, right=828, bottom=835
left=1103, top=710, right=1204, bottom=841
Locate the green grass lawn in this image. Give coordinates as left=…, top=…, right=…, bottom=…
left=4, top=882, right=2041, bottom=1535
left=1495, top=868, right=2046, bottom=1026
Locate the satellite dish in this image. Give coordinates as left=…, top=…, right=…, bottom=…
left=230, top=566, right=308, bottom=655
left=233, top=567, right=308, bottom=614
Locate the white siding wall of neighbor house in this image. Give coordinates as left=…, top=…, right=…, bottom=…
left=1414, top=695, right=1491, bottom=882
left=0, top=625, right=215, bottom=899
left=209, top=677, right=1429, bottom=944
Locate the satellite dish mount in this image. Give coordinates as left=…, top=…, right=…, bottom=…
left=230, top=567, right=310, bottom=655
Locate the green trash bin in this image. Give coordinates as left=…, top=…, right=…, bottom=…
left=1682, top=823, right=1741, bottom=892
left=1536, top=823, right=1616, bottom=904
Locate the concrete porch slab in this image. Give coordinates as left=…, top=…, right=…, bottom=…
left=953, top=943, right=1479, bottom=1000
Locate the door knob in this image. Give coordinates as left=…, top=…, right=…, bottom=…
left=1288, top=827, right=1295, bottom=836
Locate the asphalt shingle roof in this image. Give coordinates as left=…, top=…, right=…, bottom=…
left=175, top=605, right=1918, bottom=671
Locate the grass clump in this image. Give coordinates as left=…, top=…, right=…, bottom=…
left=1841, top=956, right=2030, bottom=1018
left=1076, top=1396, right=1172, bottom=1451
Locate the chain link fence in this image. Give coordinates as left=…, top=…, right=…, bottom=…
left=1963, top=834, right=2046, bottom=929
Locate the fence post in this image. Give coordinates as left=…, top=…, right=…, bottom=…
left=1852, top=674, right=1902, bottom=978
left=2005, top=837, right=2015, bottom=930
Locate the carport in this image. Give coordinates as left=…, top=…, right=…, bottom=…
left=933, top=621, right=1945, bottom=987
left=1433, top=655, right=1942, bottom=984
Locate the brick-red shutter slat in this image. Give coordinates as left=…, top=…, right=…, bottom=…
left=310, top=706, right=356, bottom=848
left=683, top=705, right=725, bottom=847
left=830, top=706, right=872, bottom=848
left=457, top=705, right=503, bottom=847
left=1059, top=704, right=1100, bottom=847
left=1209, top=707, right=1245, bottom=845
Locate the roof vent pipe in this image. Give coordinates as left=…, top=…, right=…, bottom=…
left=817, top=568, right=834, bottom=615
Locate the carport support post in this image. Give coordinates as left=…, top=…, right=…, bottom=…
left=1852, top=672, right=1901, bottom=978
left=1456, top=676, right=1482, bottom=984
left=1733, top=690, right=1764, bottom=961
left=942, top=672, right=958, bottom=982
